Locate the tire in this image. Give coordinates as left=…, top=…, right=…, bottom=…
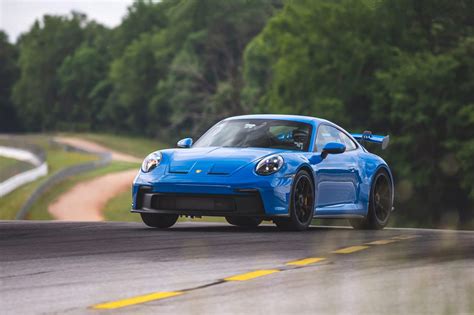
left=140, top=213, right=178, bottom=229
left=350, top=169, right=393, bottom=230
left=274, top=169, right=315, bottom=231
left=225, top=216, right=262, bottom=228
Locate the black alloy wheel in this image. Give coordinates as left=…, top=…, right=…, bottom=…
left=274, top=170, right=315, bottom=231
left=350, top=170, right=392, bottom=230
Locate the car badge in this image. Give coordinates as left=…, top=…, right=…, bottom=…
left=195, top=169, right=202, bottom=173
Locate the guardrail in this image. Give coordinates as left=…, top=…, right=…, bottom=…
left=0, top=139, right=48, bottom=197
left=15, top=140, right=112, bottom=220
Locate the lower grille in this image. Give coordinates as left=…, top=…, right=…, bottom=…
left=141, top=192, right=265, bottom=215
left=153, top=195, right=235, bottom=211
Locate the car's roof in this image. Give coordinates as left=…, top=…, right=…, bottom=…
left=224, top=114, right=328, bottom=125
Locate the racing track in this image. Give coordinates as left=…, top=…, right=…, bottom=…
left=1, top=220, right=473, bottom=314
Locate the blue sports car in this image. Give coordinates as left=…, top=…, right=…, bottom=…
left=132, top=114, right=393, bottom=231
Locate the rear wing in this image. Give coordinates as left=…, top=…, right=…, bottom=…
left=351, top=131, right=390, bottom=150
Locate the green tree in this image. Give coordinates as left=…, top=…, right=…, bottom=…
left=373, top=49, right=474, bottom=227
left=103, top=0, right=279, bottom=138
left=55, top=22, right=111, bottom=131
left=243, top=0, right=387, bottom=127
left=110, top=0, right=170, bottom=56
left=0, top=31, right=20, bottom=132
left=371, top=0, right=474, bottom=227
left=162, top=0, right=280, bottom=137
left=13, top=13, right=87, bottom=130
left=56, top=45, right=107, bottom=130
left=100, top=0, right=175, bottom=136
left=102, top=32, right=171, bottom=134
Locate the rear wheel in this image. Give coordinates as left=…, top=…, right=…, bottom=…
left=274, top=170, right=314, bottom=231
left=225, top=216, right=262, bottom=228
left=140, top=213, right=178, bottom=229
left=350, top=169, right=392, bottom=230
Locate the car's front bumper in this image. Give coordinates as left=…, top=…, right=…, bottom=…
left=132, top=187, right=267, bottom=217
left=131, top=172, right=294, bottom=216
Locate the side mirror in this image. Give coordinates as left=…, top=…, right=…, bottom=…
left=177, top=138, right=193, bottom=148
left=321, top=142, right=346, bottom=159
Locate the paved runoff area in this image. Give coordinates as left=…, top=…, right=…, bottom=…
left=1, top=220, right=473, bottom=314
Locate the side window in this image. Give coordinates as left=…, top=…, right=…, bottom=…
left=315, top=125, right=338, bottom=151
left=315, top=125, right=357, bottom=152
left=339, top=130, right=357, bottom=151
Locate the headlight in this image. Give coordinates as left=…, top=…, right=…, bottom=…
left=256, top=155, right=284, bottom=175
left=141, top=152, right=162, bottom=172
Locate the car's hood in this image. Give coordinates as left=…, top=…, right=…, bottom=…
left=166, top=147, right=280, bottom=175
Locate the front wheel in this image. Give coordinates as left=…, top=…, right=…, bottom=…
left=350, top=169, right=393, bottom=230
left=274, top=170, right=315, bottom=231
left=225, top=216, right=262, bottom=228
left=140, top=213, right=178, bottom=229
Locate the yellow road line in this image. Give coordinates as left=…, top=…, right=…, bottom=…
left=366, top=239, right=397, bottom=245
left=92, top=239, right=405, bottom=310
left=224, top=269, right=280, bottom=281
left=332, top=245, right=369, bottom=254
left=286, top=257, right=326, bottom=266
left=392, top=235, right=420, bottom=240
left=92, top=291, right=183, bottom=310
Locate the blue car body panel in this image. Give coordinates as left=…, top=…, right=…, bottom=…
left=132, top=114, right=393, bottom=219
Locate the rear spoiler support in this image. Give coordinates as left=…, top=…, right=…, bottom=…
left=351, top=131, right=390, bottom=150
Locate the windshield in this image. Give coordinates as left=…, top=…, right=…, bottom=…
left=194, top=119, right=313, bottom=151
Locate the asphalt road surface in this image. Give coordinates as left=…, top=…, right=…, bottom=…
left=1, top=220, right=473, bottom=315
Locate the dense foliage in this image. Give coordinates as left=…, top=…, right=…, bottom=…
left=0, top=0, right=473, bottom=227
left=0, top=31, right=19, bottom=131
left=244, top=0, right=474, bottom=227
left=5, top=0, right=279, bottom=137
